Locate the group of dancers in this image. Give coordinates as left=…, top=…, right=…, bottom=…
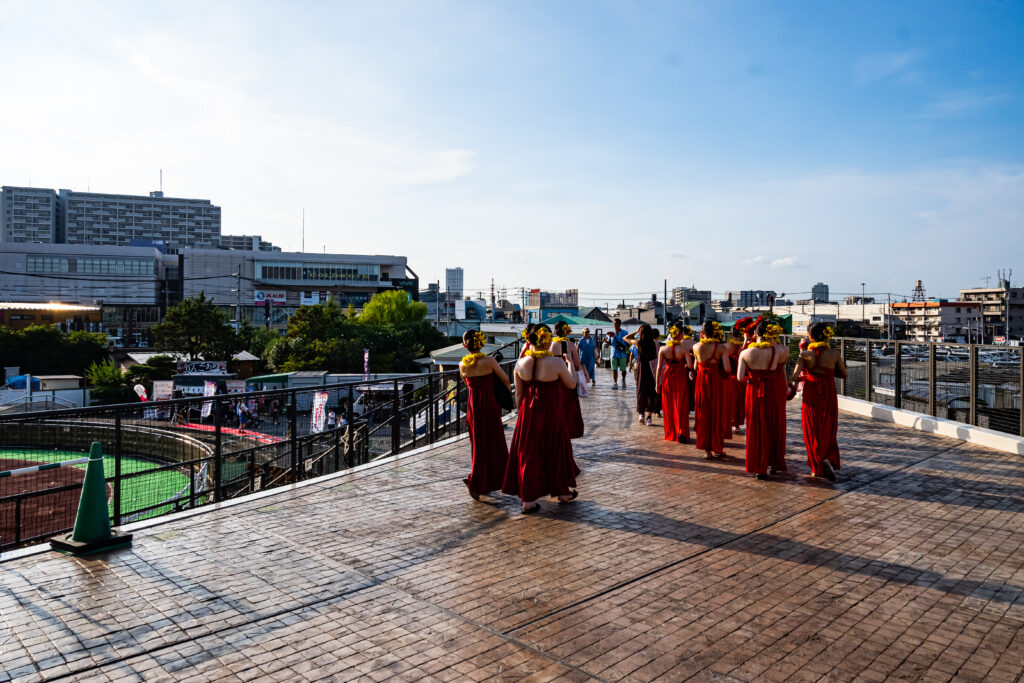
left=457, top=316, right=848, bottom=513
left=458, top=323, right=584, bottom=512
left=653, top=316, right=847, bottom=482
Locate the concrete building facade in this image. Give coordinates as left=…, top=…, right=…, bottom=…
left=890, top=301, right=983, bottom=342
left=218, top=234, right=281, bottom=252
left=183, top=248, right=415, bottom=329
left=671, top=286, right=712, bottom=307
left=1, top=186, right=59, bottom=243
left=59, top=189, right=221, bottom=253
left=812, top=282, right=830, bottom=302
left=958, top=285, right=1024, bottom=341
left=445, top=267, right=464, bottom=300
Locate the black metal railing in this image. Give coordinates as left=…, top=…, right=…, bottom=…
left=780, top=336, right=1023, bottom=437
left=0, top=340, right=521, bottom=552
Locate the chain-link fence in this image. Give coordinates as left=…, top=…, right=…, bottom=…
left=1, top=342, right=521, bottom=552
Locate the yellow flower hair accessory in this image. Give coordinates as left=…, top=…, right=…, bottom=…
left=823, top=326, right=834, bottom=339
left=534, top=328, right=552, bottom=347
left=521, top=328, right=530, bottom=340
left=763, top=323, right=783, bottom=344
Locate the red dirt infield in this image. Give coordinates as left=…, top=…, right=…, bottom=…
left=0, top=460, right=92, bottom=548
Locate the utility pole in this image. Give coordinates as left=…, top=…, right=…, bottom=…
left=235, top=263, right=242, bottom=331
left=887, top=292, right=892, bottom=339
left=663, top=279, right=668, bottom=326
left=436, top=280, right=441, bottom=330
left=1005, top=268, right=1012, bottom=339
left=861, top=283, right=866, bottom=331
left=490, top=278, right=495, bottom=323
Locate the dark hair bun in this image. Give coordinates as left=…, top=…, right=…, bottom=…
left=462, top=330, right=482, bottom=352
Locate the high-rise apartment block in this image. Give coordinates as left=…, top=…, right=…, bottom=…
left=0, top=185, right=223, bottom=253
left=812, top=282, right=830, bottom=302
left=671, top=286, right=711, bottom=306
left=446, top=267, right=464, bottom=300
left=0, top=186, right=59, bottom=242
left=59, top=189, right=221, bottom=252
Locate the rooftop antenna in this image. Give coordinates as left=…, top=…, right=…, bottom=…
left=911, top=279, right=926, bottom=302
left=982, top=276, right=992, bottom=287
left=159, top=169, right=163, bottom=193
left=301, top=208, right=305, bottom=253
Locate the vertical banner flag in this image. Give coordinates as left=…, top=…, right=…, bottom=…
left=200, top=380, right=217, bottom=418
left=311, top=391, right=329, bottom=434
left=363, top=348, right=370, bottom=381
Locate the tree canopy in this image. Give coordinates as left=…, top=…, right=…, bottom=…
left=0, top=325, right=108, bottom=376
left=152, top=292, right=240, bottom=360
left=267, top=297, right=449, bottom=373
left=358, top=290, right=428, bottom=326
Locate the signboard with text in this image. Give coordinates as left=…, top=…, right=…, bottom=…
left=254, top=290, right=287, bottom=306
left=177, top=360, right=228, bottom=375
left=311, top=391, right=329, bottom=434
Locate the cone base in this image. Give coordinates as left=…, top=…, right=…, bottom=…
left=50, top=530, right=133, bottom=555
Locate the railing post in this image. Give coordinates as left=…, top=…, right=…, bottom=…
left=455, top=377, right=463, bottom=436
left=14, top=497, right=22, bottom=545
left=928, top=343, right=936, bottom=417
left=969, top=344, right=978, bottom=426
left=214, top=398, right=223, bottom=502
left=865, top=340, right=873, bottom=402
left=347, top=385, right=355, bottom=465
left=894, top=341, right=903, bottom=409
left=430, top=372, right=438, bottom=444
left=839, top=338, right=847, bottom=396
left=113, top=413, right=122, bottom=525
left=289, top=390, right=298, bottom=480
left=1019, top=347, right=1024, bottom=437
left=391, top=379, right=400, bottom=456
left=334, top=419, right=341, bottom=471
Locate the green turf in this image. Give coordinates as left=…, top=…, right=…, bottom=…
left=0, top=449, right=192, bottom=520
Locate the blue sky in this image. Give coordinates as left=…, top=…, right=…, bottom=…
left=1, top=1, right=1021, bottom=304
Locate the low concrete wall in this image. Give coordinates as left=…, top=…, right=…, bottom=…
left=838, top=396, right=1024, bottom=456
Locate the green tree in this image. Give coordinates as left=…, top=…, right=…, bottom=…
left=152, top=292, right=240, bottom=360
left=0, top=325, right=108, bottom=376
left=358, top=290, right=427, bottom=326
left=86, top=360, right=134, bottom=404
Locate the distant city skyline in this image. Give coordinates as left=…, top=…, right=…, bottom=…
left=1, top=1, right=1021, bottom=300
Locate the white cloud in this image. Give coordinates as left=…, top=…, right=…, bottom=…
left=770, top=257, right=804, bottom=269
left=915, top=89, right=1011, bottom=119
left=854, top=50, right=923, bottom=85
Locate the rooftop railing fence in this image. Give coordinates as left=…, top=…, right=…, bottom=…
left=0, top=339, right=523, bottom=552
left=2, top=335, right=1020, bottom=552
left=780, top=336, right=1023, bottom=437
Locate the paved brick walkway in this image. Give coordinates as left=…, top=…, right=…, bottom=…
left=2, top=369, right=1022, bottom=682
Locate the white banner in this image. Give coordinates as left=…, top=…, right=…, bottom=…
left=200, top=381, right=217, bottom=418
left=311, top=391, right=329, bottom=434
left=254, top=290, right=287, bottom=306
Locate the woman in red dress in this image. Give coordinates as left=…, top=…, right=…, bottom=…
left=720, top=326, right=746, bottom=442
left=657, top=322, right=694, bottom=443
left=459, top=330, right=512, bottom=500
left=729, top=317, right=755, bottom=434
left=502, top=325, right=579, bottom=513
left=693, top=321, right=730, bottom=459
left=737, top=319, right=786, bottom=479
left=518, top=324, right=536, bottom=358
left=792, top=323, right=847, bottom=482
left=551, top=321, right=585, bottom=439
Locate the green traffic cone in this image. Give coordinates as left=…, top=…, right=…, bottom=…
left=51, top=441, right=132, bottom=555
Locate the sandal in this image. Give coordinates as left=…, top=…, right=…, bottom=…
left=557, top=490, right=579, bottom=504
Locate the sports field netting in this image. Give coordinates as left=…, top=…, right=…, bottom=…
left=0, top=448, right=191, bottom=520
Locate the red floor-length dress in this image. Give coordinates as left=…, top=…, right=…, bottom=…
left=772, top=351, right=789, bottom=471
left=564, top=385, right=585, bottom=439
left=502, top=379, right=579, bottom=501
left=721, top=353, right=737, bottom=442
left=800, top=352, right=841, bottom=473
left=464, top=374, right=511, bottom=495
left=694, top=345, right=727, bottom=454
left=745, top=369, right=787, bottom=475
left=730, top=347, right=745, bottom=429
left=661, top=358, right=689, bottom=441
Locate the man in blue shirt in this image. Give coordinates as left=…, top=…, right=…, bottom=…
left=578, top=328, right=596, bottom=387
left=609, top=318, right=630, bottom=389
